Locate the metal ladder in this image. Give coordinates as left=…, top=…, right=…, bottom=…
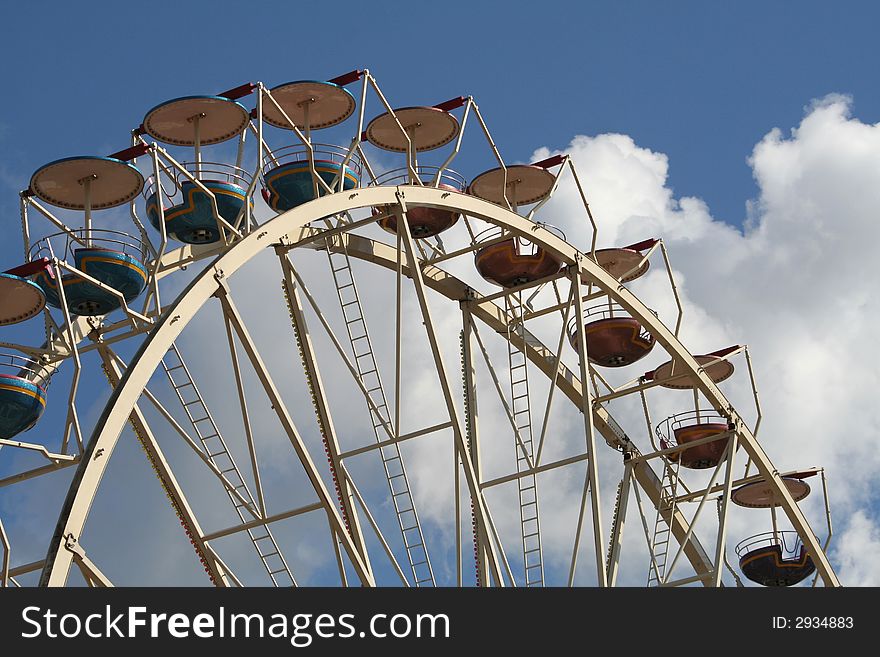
left=647, top=458, right=681, bottom=586
left=161, top=343, right=297, bottom=587
left=325, top=237, right=435, bottom=587
left=506, top=293, right=544, bottom=587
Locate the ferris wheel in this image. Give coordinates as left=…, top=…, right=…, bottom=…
left=0, top=69, right=838, bottom=588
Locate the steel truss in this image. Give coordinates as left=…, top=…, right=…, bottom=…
left=2, top=185, right=832, bottom=589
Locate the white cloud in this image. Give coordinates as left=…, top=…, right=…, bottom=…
left=529, top=94, right=880, bottom=584
left=834, top=510, right=880, bottom=585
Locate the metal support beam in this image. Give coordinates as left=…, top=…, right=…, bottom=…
left=711, top=434, right=739, bottom=587
left=570, top=265, right=607, bottom=586
left=8, top=560, right=45, bottom=579
left=222, top=300, right=267, bottom=518
left=461, top=302, right=489, bottom=586
left=214, top=281, right=375, bottom=586
left=480, top=452, right=589, bottom=490
left=395, top=191, right=505, bottom=586
left=674, top=467, right=822, bottom=504
left=338, top=422, right=452, bottom=460
left=278, top=251, right=373, bottom=576
left=662, top=452, right=727, bottom=584
left=338, top=463, right=411, bottom=587
left=607, top=456, right=634, bottom=586
left=1, top=516, right=9, bottom=587
left=66, top=536, right=113, bottom=587
left=0, top=461, right=80, bottom=489
left=201, top=503, right=324, bottom=543
left=95, top=344, right=227, bottom=586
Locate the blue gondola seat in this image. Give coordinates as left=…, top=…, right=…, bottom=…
left=0, top=374, right=47, bottom=439
left=263, top=159, right=358, bottom=213
left=34, top=247, right=147, bottom=316
left=146, top=179, right=250, bottom=244
left=263, top=144, right=361, bottom=212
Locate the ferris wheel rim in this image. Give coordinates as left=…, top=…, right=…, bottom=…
left=37, top=185, right=838, bottom=587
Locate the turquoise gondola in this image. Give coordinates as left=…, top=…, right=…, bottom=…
left=0, top=374, right=47, bottom=439
left=139, top=94, right=252, bottom=244
left=146, top=179, right=250, bottom=244
left=30, top=232, right=148, bottom=316
left=263, top=159, right=358, bottom=212
left=258, top=80, right=360, bottom=212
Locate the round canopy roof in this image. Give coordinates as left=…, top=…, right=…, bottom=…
left=30, top=156, right=144, bottom=210
left=143, top=95, right=249, bottom=146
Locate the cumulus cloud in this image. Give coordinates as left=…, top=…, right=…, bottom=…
left=834, top=510, right=880, bottom=585
left=529, top=94, right=880, bottom=584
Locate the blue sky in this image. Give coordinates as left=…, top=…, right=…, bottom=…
left=1, top=1, right=879, bottom=586
left=2, top=1, right=878, bottom=227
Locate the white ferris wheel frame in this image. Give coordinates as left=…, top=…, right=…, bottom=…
left=28, top=184, right=838, bottom=588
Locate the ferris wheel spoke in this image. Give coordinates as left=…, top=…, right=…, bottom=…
left=285, top=261, right=395, bottom=443
left=154, top=339, right=301, bottom=587
left=103, top=348, right=262, bottom=521
left=222, top=300, right=267, bottom=519
left=214, top=281, right=375, bottom=586
left=454, top=443, right=462, bottom=587
left=711, top=434, right=739, bottom=587
left=570, top=266, right=608, bottom=587
left=106, top=343, right=302, bottom=588
left=203, top=543, right=244, bottom=587
left=632, top=473, right=665, bottom=584
left=534, top=284, right=575, bottom=468
left=67, top=540, right=113, bottom=587
left=95, top=345, right=229, bottom=587
left=567, top=460, right=595, bottom=586
left=338, top=463, right=412, bottom=587
left=396, top=197, right=506, bottom=586
left=479, top=493, right=518, bottom=587
left=468, top=320, right=537, bottom=472
left=330, top=531, right=348, bottom=587
left=285, top=251, right=437, bottom=586
left=160, top=343, right=264, bottom=519
left=0, top=516, right=10, bottom=587
left=322, top=232, right=436, bottom=587
left=505, top=291, right=544, bottom=587
left=606, top=457, right=634, bottom=587
left=460, top=304, right=488, bottom=586
left=468, top=317, right=545, bottom=586
left=278, top=251, right=373, bottom=577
